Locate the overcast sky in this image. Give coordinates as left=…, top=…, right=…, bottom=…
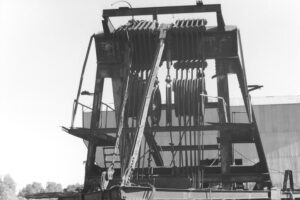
left=1, top=0, right=300, bottom=191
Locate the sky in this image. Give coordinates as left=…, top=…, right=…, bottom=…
left=1, top=0, right=300, bottom=191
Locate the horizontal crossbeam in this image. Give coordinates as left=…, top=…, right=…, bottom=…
left=103, top=4, right=224, bottom=29
left=64, top=123, right=255, bottom=146
left=158, top=144, right=219, bottom=151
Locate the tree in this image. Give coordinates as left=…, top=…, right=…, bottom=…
left=19, top=181, right=64, bottom=200
left=64, top=183, right=83, bottom=192
left=0, top=174, right=18, bottom=200
left=3, top=175, right=16, bottom=192
left=45, top=182, right=62, bottom=193
left=18, top=182, right=44, bottom=197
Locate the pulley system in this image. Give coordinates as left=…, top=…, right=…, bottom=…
left=65, top=2, right=272, bottom=193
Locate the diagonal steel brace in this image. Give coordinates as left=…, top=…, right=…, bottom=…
left=121, top=25, right=168, bottom=186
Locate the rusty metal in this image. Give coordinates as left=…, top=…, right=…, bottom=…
left=52, top=2, right=300, bottom=200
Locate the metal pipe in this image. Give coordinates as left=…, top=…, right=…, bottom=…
left=111, top=0, right=135, bottom=22
left=199, top=94, right=228, bottom=123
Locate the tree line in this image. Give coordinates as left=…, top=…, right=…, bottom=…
left=0, top=174, right=82, bottom=200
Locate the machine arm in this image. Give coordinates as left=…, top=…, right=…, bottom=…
left=121, top=27, right=167, bottom=186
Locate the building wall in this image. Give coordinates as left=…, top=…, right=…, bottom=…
left=253, top=104, right=300, bottom=188
left=82, top=101, right=300, bottom=188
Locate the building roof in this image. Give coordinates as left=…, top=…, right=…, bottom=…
left=230, top=95, right=300, bottom=106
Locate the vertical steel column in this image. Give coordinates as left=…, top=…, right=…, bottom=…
left=112, top=76, right=129, bottom=175
left=112, top=43, right=131, bottom=175
left=216, top=60, right=232, bottom=189
left=83, top=57, right=105, bottom=191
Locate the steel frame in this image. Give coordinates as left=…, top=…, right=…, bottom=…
left=70, top=2, right=272, bottom=191
left=50, top=2, right=299, bottom=200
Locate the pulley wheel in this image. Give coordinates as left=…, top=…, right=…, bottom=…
left=149, top=86, right=162, bottom=125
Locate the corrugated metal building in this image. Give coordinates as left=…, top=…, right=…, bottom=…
left=82, top=96, right=300, bottom=188
left=232, top=96, right=300, bottom=188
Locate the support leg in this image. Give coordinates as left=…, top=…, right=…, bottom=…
left=83, top=67, right=105, bottom=191
left=216, top=60, right=232, bottom=189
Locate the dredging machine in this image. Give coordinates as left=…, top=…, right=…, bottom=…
left=26, top=2, right=300, bottom=200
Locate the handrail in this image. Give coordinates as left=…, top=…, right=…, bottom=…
left=100, top=102, right=115, bottom=111
left=75, top=100, right=92, bottom=110
left=71, top=100, right=115, bottom=128
left=199, top=94, right=228, bottom=123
